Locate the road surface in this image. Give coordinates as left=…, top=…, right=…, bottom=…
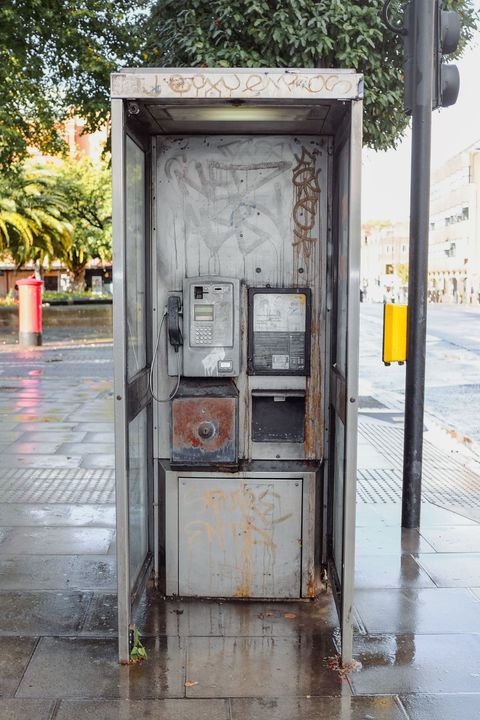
left=360, top=303, right=480, bottom=445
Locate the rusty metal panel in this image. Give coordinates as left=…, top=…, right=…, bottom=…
left=178, top=477, right=302, bottom=598
left=171, top=381, right=238, bottom=465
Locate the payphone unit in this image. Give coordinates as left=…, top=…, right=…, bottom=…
left=182, top=277, right=240, bottom=377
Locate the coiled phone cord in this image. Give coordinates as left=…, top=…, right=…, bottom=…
left=148, top=308, right=181, bottom=403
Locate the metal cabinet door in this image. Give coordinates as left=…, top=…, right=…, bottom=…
left=178, top=477, right=303, bottom=598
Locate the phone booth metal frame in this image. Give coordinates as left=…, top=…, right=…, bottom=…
left=112, top=67, right=362, bottom=665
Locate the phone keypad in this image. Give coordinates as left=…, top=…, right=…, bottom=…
left=194, top=326, right=213, bottom=344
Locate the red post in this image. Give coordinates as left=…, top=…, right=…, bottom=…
left=17, top=277, right=43, bottom=346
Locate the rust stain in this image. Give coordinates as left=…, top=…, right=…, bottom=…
left=306, top=570, right=316, bottom=598
left=172, top=397, right=235, bottom=452
left=184, top=483, right=280, bottom=598
left=305, top=314, right=322, bottom=459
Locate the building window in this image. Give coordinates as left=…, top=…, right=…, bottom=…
left=44, top=276, right=59, bottom=291
left=445, top=242, right=456, bottom=257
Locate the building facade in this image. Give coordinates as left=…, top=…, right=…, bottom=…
left=428, top=143, right=480, bottom=303
left=361, top=221, right=409, bottom=302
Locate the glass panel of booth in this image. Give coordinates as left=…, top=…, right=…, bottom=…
left=125, top=136, right=146, bottom=379
left=334, top=140, right=350, bottom=375
left=332, top=414, right=345, bottom=577
left=128, top=407, right=148, bottom=590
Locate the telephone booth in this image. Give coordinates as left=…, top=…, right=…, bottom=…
left=111, top=68, right=362, bottom=664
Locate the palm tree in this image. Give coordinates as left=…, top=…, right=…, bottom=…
left=0, top=167, right=72, bottom=271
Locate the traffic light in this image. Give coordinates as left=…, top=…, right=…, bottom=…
left=402, top=0, right=461, bottom=115
left=402, top=1, right=414, bottom=115
left=433, top=1, right=461, bottom=109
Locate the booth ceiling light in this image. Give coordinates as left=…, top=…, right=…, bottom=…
left=165, top=106, right=313, bottom=122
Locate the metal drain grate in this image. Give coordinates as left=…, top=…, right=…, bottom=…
left=0, top=468, right=115, bottom=504
left=358, top=422, right=480, bottom=507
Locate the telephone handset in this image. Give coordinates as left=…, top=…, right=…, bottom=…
left=167, top=295, right=183, bottom=352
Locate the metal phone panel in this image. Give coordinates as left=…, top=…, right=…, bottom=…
left=183, top=277, right=240, bottom=377
left=178, top=477, right=302, bottom=598
left=247, top=287, right=312, bottom=375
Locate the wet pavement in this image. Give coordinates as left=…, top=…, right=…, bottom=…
left=0, top=340, right=480, bottom=718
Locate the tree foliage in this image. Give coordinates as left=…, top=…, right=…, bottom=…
left=143, top=0, right=478, bottom=151
left=0, top=167, right=72, bottom=268
left=50, top=157, right=112, bottom=288
left=0, top=158, right=111, bottom=287
left=0, top=0, right=147, bottom=169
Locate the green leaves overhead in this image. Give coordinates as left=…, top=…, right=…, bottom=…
left=0, top=0, right=477, bottom=161
left=0, top=0, right=147, bottom=169
left=142, top=0, right=478, bottom=150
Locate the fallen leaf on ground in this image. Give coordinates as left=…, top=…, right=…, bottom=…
left=284, top=612, right=296, bottom=620
left=185, top=680, right=199, bottom=687
left=326, top=655, right=361, bottom=678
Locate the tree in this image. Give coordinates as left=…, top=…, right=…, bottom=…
left=50, top=157, right=112, bottom=290
left=0, top=1, right=147, bottom=170
left=142, top=0, right=478, bottom=151
left=0, top=167, right=72, bottom=269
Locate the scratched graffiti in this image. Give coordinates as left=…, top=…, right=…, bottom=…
left=292, top=147, right=321, bottom=260
left=113, top=71, right=357, bottom=100
left=162, top=138, right=292, bottom=277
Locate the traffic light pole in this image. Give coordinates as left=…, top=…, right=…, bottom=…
left=402, top=0, right=435, bottom=529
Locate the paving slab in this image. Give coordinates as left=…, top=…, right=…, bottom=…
left=0, top=555, right=116, bottom=591
left=0, top=527, right=114, bottom=555
left=15, top=422, right=80, bottom=432
left=17, top=431, right=88, bottom=443
left=351, top=633, right=480, bottom=695
left=400, top=693, right=480, bottom=720
left=58, top=442, right=116, bottom=455
left=0, top=431, right=23, bottom=442
left=219, top=596, right=339, bottom=637
left=355, top=554, right=436, bottom=589
left=419, top=525, right=480, bottom=552
left=75, top=422, right=114, bottom=433
left=80, top=454, right=116, bottom=469
left=83, top=432, right=115, bottom=443
left=0, top=454, right=83, bottom=468
left=55, top=698, right=229, bottom=720
left=355, top=502, right=477, bottom=528
left=81, top=593, right=117, bottom=636
left=17, top=637, right=185, bottom=699
left=185, top=636, right=346, bottom=698
left=0, top=591, right=91, bottom=635
left=230, top=696, right=407, bottom=720
left=0, top=637, right=37, bottom=695
left=0, top=699, right=55, bottom=720
left=355, top=526, right=435, bottom=555
left=415, top=552, right=480, bottom=587
left=131, top=593, right=339, bottom=639
left=354, top=587, right=480, bottom=634
left=0, top=503, right=115, bottom=528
